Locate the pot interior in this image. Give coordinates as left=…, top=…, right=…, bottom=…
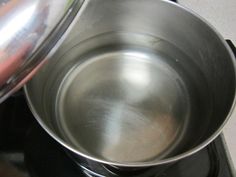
left=55, top=32, right=193, bottom=162
left=25, top=0, right=235, bottom=166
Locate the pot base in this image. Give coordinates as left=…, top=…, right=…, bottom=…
left=54, top=33, right=196, bottom=163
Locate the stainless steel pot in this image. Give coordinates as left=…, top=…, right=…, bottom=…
left=24, top=0, right=236, bottom=168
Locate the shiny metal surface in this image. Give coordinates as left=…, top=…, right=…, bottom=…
left=25, top=0, right=236, bottom=167
left=56, top=38, right=190, bottom=162
left=0, top=0, right=84, bottom=102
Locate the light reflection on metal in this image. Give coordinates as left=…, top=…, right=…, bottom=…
left=0, top=0, right=84, bottom=102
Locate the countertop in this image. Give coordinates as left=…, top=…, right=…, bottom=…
left=179, top=0, right=236, bottom=169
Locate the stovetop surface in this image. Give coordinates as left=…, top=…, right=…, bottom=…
left=0, top=92, right=235, bottom=177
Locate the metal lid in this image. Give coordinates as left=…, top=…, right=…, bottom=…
left=0, top=0, right=84, bottom=102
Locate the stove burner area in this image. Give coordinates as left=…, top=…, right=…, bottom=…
left=0, top=90, right=235, bottom=177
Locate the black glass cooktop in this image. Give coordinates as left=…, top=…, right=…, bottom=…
left=0, top=39, right=235, bottom=177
